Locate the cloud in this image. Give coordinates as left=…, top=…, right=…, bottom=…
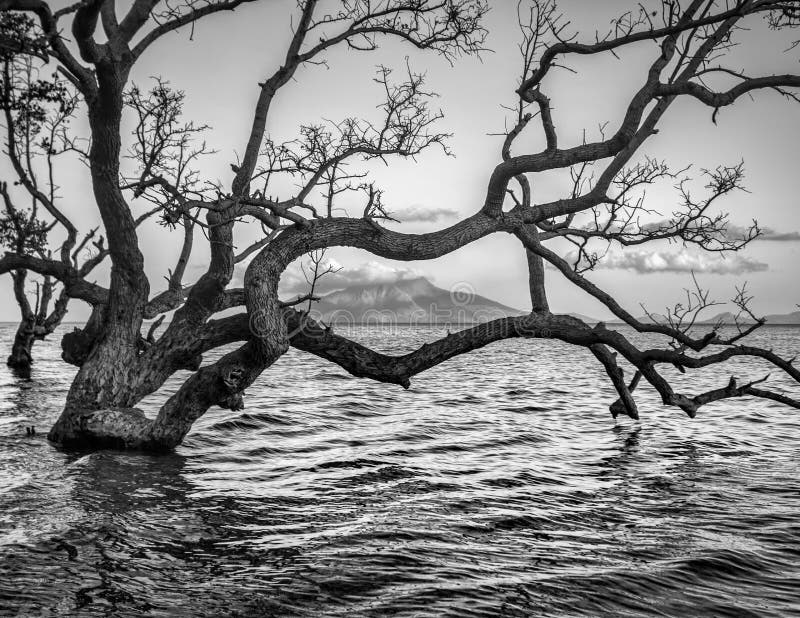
left=755, top=228, right=800, bottom=242
left=638, top=222, right=800, bottom=243
left=722, top=224, right=800, bottom=242
left=568, top=249, right=768, bottom=275
left=280, top=259, right=425, bottom=296
left=390, top=205, right=459, bottom=223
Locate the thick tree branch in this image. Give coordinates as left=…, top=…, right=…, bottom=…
left=131, top=0, right=258, bottom=59
left=656, top=74, right=800, bottom=108
left=0, top=251, right=108, bottom=304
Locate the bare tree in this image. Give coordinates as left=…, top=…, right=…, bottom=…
left=0, top=13, right=108, bottom=374
left=0, top=0, right=798, bottom=451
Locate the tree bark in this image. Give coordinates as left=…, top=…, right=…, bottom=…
left=47, top=60, right=153, bottom=442
left=6, top=316, right=35, bottom=377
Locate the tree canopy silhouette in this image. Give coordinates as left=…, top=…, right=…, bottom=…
left=0, top=0, right=798, bottom=449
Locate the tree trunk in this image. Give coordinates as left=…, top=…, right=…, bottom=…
left=46, top=222, right=293, bottom=450
left=48, top=332, right=165, bottom=449
left=46, top=334, right=286, bottom=451
left=45, top=61, right=158, bottom=448
left=6, top=316, right=36, bottom=377
left=8, top=270, right=36, bottom=377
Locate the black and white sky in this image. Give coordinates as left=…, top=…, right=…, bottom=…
left=2, top=0, right=799, bottom=321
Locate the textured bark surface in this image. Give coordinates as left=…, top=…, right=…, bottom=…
left=6, top=317, right=35, bottom=375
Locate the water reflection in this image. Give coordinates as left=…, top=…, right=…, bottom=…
left=613, top=423, right=642, bottom=455
left=8, top=364, right=32, bottom=381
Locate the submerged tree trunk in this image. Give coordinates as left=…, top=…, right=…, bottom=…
left=47, top=216, right=293, bottom=451
left=48, top=329, right=170, bottom=450
left=7, top=271, right=35, bottom=375
left=6, top=270, right=70, bottom=377
left=6, top=316, right=35, bottom=376
left=46, top=336, right=285, bottom=452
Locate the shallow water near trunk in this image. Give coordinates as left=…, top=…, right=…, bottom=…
left=0, top=323, right=799, bottom=617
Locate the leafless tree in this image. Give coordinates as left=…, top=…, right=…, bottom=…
left=0, top=13, right=107, bottom=374
left=0, top=0, right=798, bottom=450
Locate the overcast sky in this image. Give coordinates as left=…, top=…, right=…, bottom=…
left=2, top=0, right=799, bottom=322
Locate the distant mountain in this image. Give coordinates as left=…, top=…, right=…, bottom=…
left=609, top=310, right=800, bottom=326
left=305, top=279, right=800, bottom=327
left=698, top=311, right=800, bottom=325
left=567, top=312, right=602, bottom=325
left=309, top=277, right=525, bottom=325
left=609, top=313, right=668, bottom=325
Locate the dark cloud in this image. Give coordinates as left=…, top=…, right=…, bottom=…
left=756, top=228, right=800, bottom=242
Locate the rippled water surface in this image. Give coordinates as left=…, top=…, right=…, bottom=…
left=1, top=323, right=799, bottom=617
